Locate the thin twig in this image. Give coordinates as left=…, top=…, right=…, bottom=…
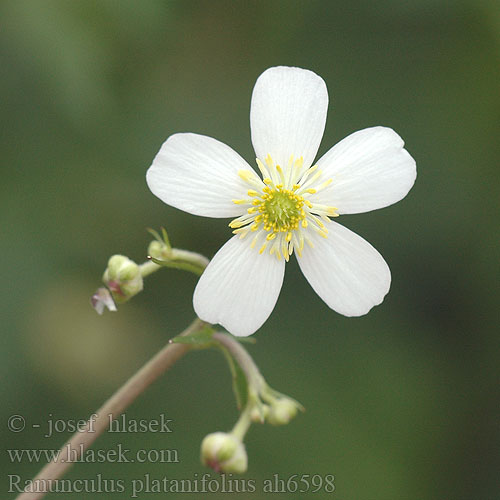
left=16, top=317, right=205, bottom=500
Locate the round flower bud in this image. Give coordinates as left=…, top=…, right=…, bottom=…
left=102, top=255, right=143, bottom=303
left=267, top=398, right=299, bottom=426
left=147, top=240, right=164, bottom=260
left=200, top=432, right=247, bottom=474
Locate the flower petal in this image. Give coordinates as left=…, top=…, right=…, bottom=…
left=297, top=221, right=391, bottom=316
left=314, top=127, right=416, bottom=214
left=193, top=235, right=285, bottom=336
left=146, top=133, right=252, bottom=217
left=250, top=66, right=328, bottom=170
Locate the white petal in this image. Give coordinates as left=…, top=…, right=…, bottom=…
left=314, top=127, right=416, bottom=214
left=193, top=235, right=285, bottom=336
left=250, top=66, right=328, bottom=170
left=297, top=222, right=391, bottom=316
left=146, top=133, right=252, bottom=218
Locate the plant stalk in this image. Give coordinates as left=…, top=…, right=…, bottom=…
left=16, top=317, right=206, bottom=500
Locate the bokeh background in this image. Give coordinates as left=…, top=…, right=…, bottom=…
left=2, top=1, right=499, bottom=499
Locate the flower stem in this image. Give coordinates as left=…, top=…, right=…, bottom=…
left=146, top=248, right=209, bottom=277
left=212, top=332, right=263, bottom=390
left=231, top=403, right=253, bottom=441
left=16, top=317, right=206, bottom=500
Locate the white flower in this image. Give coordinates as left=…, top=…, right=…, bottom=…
left=146, top=66, right=416, bottom=337
left=91, top=287, right=117, bottom=314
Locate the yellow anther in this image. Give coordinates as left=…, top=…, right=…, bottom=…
left=238, top=170, right=256, bottom=182
left=256, top=158, right=268, bottom=178
left=231, top=152, right=336, bottom=260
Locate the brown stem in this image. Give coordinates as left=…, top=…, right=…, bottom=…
left=16, top=317, right=205, bottom=500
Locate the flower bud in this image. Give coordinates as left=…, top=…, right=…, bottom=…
left=200, top=432, right=247, bottom=474
left=102, top=255, right=143, bottom=303
left=267, top=398, right=299, bottom=426
left=250, top=404, right=269, bottom=423
left=147, top=240, right=165, bottom=260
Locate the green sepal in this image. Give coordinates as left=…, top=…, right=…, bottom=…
left=161, top=227, right=171, bottom=248
left=146, top=226, right=171, bottom=249
left=146, top=227, right=163, bottom=243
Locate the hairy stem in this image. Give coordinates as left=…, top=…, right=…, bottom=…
left=16, top=317, right=206, bottom=500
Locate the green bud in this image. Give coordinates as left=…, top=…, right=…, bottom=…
left=250, top=404, right=269, bottom=424
left=200, top=432, right=247, bottom=474
left=147, top=240, right=164, bottom=260
left=267, top=398, right=299, bottom=426
left=102, top=255, right=143, bottom=304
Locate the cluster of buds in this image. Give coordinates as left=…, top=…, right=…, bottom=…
left=201, top=390, right=301, bottom=474
left=91, top=230, right=301, bottom=476
left=199, top=334, right=303, bottom=475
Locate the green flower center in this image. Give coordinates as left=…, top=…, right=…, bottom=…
left=258, top=186, right=306, bottom=232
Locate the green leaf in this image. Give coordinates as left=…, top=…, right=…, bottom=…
left=235, top=337, right=256, bottom=344
left=170, top=326, right=215, bottom=346
left=219, top=346, right=248, bottom=409
left=231, top=357, right=248, bottom=409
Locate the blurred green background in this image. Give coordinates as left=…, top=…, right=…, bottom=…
left=2, top=1, right=499, bottom=499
